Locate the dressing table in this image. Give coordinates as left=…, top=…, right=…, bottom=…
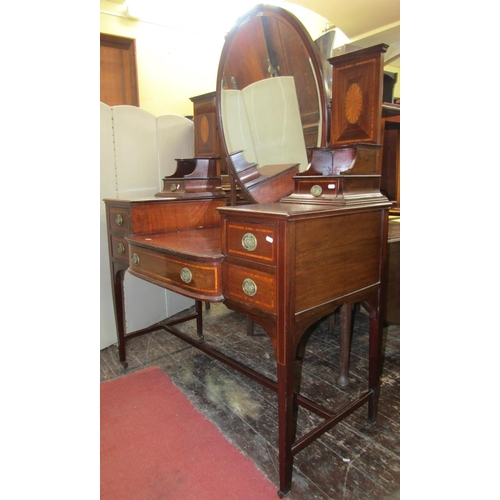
left=104, top=5, right=393, bottom=496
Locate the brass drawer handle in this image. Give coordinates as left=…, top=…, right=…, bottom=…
left=131, top=253, right=140, bottom=266
left=117, top=243, right=125, bottom=255
left=170, top=184, right=177, bottom=192
left=310, top=185, right=322, bottom=197
left=242, top=278, right=257, bottom=297
left=180, top=267, right=192, bottom=283
left=115, top=213, right=124, bottom=226
left=242, top=233, right=257, bottom=251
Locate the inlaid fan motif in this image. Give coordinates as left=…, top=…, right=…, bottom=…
left=345, top=83, right=363, bottom=124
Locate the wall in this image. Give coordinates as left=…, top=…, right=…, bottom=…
left=100, top=0, right=226, bottom=117
left=100, top=1, right=399, bottom=114
left=385, top=64, right=401, bottom=100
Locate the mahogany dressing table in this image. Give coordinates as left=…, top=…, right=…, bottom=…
left=104, top=5, right=392, bottom=496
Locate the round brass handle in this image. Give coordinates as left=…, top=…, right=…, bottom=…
left=310, top=185, right=322, bottom=197
left=242, top=233, right=257, bottom=251
left=242, top=278, right=257, bottom=297
left=170, top=184, right=177, bottom=192
left=180, top=267, right=192, bottom=283
left=131, top=253, right=140, bottom=266
left=117, top=243, right=125, bottom=255
left=115, top=213, right=124, bottom=226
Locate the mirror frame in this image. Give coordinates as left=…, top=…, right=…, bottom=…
left=215, top=4, right=329, bottom=203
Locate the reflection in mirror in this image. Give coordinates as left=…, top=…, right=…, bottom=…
left=216, top=5, right=328, bottom=203
left=221, top=76, right=308, bottom=172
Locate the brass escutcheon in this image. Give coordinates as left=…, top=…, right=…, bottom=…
left=117, top=243, right=125, bottom=255
left=115, top=213, right=124, bottom=226
left=180, top=267, right=192, bottom=283
left=242, top=233, right=257, bottom=251
left=310, top=185, right=322, bottom=197
left=242, top=278, right=257, bottom=297
left=131, top=253, right=140, bottom=266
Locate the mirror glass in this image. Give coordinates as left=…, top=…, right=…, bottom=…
left=216, top=5, right=328, bottom=174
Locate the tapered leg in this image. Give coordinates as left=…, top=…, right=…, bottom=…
left=113, top=269, right=127, bottom=362
left=195, top=300, right=204, bottom=341
left=368, top=291, right=384, bottom=423
left=246, top=318, right=254, bottom=336
left=277, top=360, right=295, bottom=498
left=337, top=303, right=353, bottom=387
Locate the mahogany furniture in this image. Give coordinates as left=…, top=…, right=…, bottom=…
left=189, top=91, right=226, bottom=178
left=381, top=106, right=400, bottom=213
left=103, top=5, right=395, bottom=496
left=155, top=157, right=225, bottom=199
left=104, top=196, right=390, bottom=497
left=104, top=196, right=227, bottom=361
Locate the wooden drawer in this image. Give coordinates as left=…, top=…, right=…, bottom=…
left=128, top=243, right=222, bottom=300
left=108, top=205, right=131, bottom=233
left=223, top=262, right=276, bottom=314
left=225, top=222, right=276, bottom=265
left=110, top=235, right=129, bottom=262
left=293, top=178, right=338, bottom=198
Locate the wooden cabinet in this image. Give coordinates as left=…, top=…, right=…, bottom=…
left=381, top=106, right=400, bottom=213
left=190, top=92, right=226, bottom=176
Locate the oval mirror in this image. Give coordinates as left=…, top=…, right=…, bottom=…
left=216, top=4, right=328, bottom=203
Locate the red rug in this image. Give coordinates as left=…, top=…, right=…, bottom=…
left=101, top=366, right=278, bottom=499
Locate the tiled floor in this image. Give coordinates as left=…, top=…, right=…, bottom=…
left=101, top=303, right=400, bottom=499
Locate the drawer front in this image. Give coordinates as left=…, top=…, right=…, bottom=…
left=223, top=262, right=276, bottom=314
left=162, top=180, right=185, bottom=194
left=110, top=235, right=129, bottom=262
left=294, top=178, right=338, bottom=198
left=108, top=206, right=131, bottom=233
left=128, top=244, right=222, bottom=299
left=225, top=222, right=276, bottom=265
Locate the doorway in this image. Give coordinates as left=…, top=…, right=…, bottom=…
left=100, top=33, right=139, bottom=106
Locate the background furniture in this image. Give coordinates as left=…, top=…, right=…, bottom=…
left=103, top=5, right=398, bottom=495
left=100, top=104, right=195, bottom=349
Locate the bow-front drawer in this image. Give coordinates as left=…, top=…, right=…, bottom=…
left=224, top=222, right=277, bottom=265
left=127, top=242, right=223, bottom=301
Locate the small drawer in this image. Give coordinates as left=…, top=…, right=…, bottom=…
left=223, top=262, right=276, bottom=314
left=225, top=222, right=276, bottom=264
left=128, top=244, right=222, bottom=299
left=110, top=235, right=128, bottom=262
left=162, top=180, right=185, bottom=194
left=108, top=206, right=130, bottom=233
left=294, top=179, right=338, bottom=198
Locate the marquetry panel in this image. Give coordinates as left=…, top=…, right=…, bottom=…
left=329, top=44, right=388, bottom=147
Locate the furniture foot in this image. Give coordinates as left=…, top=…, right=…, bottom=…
left=278, top=487, right=291, bottom=498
